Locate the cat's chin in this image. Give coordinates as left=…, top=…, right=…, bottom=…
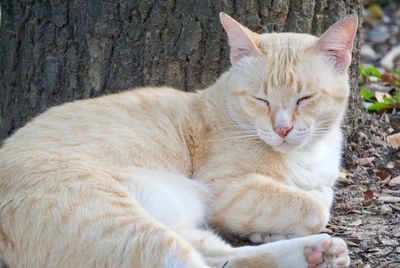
left=271, top=142, right=299, bottom=153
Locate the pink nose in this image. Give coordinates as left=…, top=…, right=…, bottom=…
left=274, top=126, right=293, bottom=138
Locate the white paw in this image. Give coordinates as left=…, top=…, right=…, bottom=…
left=249, top=232, right=300, bottom=243
left=318, top=237, right=350, bottom=268
left=304, top=236, right=350, bottom=268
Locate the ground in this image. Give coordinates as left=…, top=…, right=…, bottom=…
left=333, top=110, right=400, bottom=267
left=334, top=3, right=400, bottom=267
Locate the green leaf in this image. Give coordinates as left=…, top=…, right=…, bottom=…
left=367, top=66, right=382, bottom=78
left=393, top=91, right=400, bottom=102
left=360, top=88, right=375, bottom=101
left=359, top=64, right=382, bottom=78
left=383, top=96, right=394, bottom=104
left=367, top=102, right=390, bottom=112
left=393, top=68, right=400, bottom=77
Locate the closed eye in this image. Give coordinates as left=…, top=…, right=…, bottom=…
left=253, top=96, right=269, bottom=106
left=296, top=95, right=314, bottom=105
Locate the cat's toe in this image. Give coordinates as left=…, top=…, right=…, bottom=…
left=320, top=237, right=350, bottom=268
left=248, top=233, right=264, bottom=243
left=304, top=238, right=331, bottom=268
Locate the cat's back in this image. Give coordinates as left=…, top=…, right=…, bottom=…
left=0, top=87, right=205, bottom=190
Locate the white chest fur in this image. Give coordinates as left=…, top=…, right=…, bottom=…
left=286, top=126, right=343, bottom=190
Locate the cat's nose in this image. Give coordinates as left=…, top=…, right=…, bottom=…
left=274, top=126, right=293, bottom=138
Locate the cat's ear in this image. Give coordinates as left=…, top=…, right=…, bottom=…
left=219, top=12, right=261, bottom=65
left=315, top=14, right=358, bottom=73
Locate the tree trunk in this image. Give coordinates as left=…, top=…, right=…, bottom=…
left=0, top=0, right=362, bottom=140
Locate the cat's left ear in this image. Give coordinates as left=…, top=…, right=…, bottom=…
left=315, top=14, right=358, bottom=73
left=219, top=12, right=261, bottom=65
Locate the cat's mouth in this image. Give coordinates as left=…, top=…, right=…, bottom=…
left=256, top=129, right=302, bottom=152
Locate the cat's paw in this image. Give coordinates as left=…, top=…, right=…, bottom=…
left=249, top=232, right=299, bottom=243
left=319, top=237, right=350, bottom=268
left=304, top=236, right=350, bottom=268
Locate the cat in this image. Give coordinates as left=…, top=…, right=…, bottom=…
left=0, top=12, right=358, bottom=268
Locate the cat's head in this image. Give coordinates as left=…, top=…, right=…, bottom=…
left=219, top=13, right=358, bottom=152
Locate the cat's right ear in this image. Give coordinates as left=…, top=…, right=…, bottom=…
left=219, top=12, right=261, bottom=65
left=315, top=15, right=358, bottom=73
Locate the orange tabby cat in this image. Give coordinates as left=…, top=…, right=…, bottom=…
left=0, top=13, right=357, bottom=267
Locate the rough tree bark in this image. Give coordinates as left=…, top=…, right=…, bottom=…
left=0, top=0, right=362, bottom=141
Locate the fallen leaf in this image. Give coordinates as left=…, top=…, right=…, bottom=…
left=388, top=176, right=400, bottom=186
left=364, top=189, right=374, bottom=201
left=379, top=204, right=392, bottom=213
left=378, top=195, right=400, bottom=203
left=374, top=91, right=391, bottom=102
left=339, top=172, right=347, bottom=179
left=387, top=161, right=396, bottom=169
left=389, top=204, right=400, bottom=212
left=321, top=227, right=333, bottom=233
left=375, top=170, right=391, bottom=180
left=338, top=172, right=354, bottom=184
left=380, top=238, right=400, bottom=246
left=349, top=219, right=363, bottom=226
left=387, top=133, right=400, bottom=148
left=346, top=240, right=360, bottom=247
left=380, top=73, right=397, bottom=84
left=381, top=45, right=400, bottom=69
left=356, top=157, right=375, bottom=165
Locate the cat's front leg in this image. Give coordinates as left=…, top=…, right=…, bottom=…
left=307, top=185, right=334, bottom=210
left=251, top=185, right=334, bottom=243
left=226, top=234, right=350, bottom=268
left=209, top=173, right=331, bottom=240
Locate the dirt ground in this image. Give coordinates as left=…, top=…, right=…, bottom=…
left=332, top=111, right=400, bottom=268
left=334, top=3, right=400, bottom=267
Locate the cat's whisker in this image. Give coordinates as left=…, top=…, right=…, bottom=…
left=208, top=134, right=260, bottom=142
left=210, top=126, right=257, bottom=136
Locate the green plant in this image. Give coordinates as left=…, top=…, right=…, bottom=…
left=359, top=64, right=382, bottom=85
left=359, top=65, right=400, bottom=113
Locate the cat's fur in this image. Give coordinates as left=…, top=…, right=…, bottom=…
left=0, top=13, right=357, bottom=268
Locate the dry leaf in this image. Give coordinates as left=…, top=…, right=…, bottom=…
left=338, top=172, right=354, bottom=184
left=387, top=161, right=396, bottom=169
left=349, top=219, right=363, bottom=226
left=356, top=157, right=375, bottom=165
left=321, top=227, right=333, bottom=233
left=338, top=176, right=354, bottom=184
left=380, top=73, right=397, bottom=84
left=374, top=91, right=391, bottom=102
left=379, top=195, right=400, bottom=203
left=388, top=176, right=400, bottom=186
left=339, top=172, right=347, bottom=179
left=346, top=240, right=359, bottom=247
left=387, top=133, right=400, bottom=148
left=375, top=170, right=391, bottom=180
left=363, top=189, right=374, bottom=201
left=381, top=45, right=400, bottom=69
